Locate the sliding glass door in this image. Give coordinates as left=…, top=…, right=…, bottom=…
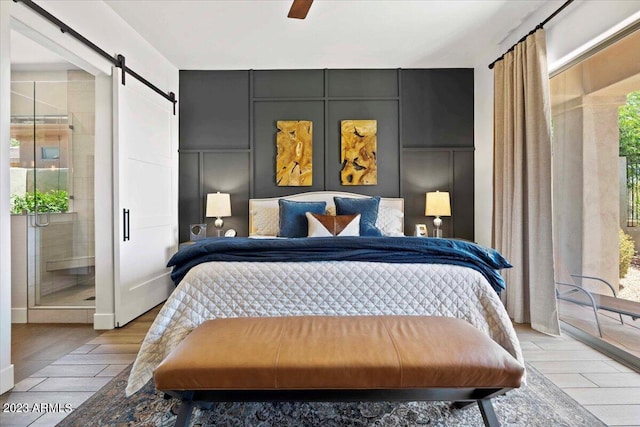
left=551, top=27, right=640, bottom=360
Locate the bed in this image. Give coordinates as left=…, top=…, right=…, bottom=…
left=125, top=191, right=523, bottom=396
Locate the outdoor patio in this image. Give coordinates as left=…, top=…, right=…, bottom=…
left=559, top=299, right=640, bottom=361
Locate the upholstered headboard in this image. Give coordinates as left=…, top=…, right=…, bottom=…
left=249, top=191, right=404, bottom=236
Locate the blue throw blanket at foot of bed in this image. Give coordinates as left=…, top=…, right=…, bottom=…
left=167, top=237, right=511, bottom=293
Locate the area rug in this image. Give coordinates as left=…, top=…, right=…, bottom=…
left=58, top=363, right=605, bottom=427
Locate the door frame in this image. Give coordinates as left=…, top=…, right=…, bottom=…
left=6, top=14, right=115, bottom=330
left=0, top=0, right=179, bottom=395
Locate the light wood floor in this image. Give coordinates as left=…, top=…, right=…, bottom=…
left=11, top=323, right=102, bottom=383
left=0, top=306, right=159, bottom=426
left=1, top=307, right=639, bottom=426
left=515, top=323, right=640, bottom=426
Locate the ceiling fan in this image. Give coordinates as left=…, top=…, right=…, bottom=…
left=287, top=0, right=314, bottom=19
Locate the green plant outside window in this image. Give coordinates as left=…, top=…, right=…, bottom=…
left=10, top=190, right=69, bottom=214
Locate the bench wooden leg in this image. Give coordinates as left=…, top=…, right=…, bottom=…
left=477, top=398, right=500, bottom=427
left=452, top=400, right=476, bottom=410
left=453, top=399, right=501, bottom=426
left=174, top=395, right=195, bottom=427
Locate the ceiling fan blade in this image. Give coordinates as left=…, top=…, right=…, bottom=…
left=288, top=0, right=313, bottom=19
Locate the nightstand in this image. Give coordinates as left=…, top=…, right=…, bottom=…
left=179, top=241, right=197, bottom=249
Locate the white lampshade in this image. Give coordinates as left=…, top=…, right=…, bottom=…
left=425, top=191, right=451, bottom=217
left=206, top=192, right=231, bottom=218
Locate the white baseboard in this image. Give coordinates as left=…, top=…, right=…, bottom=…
left=27, top=309, right=93, bottom=324
left=0, top=364, right=15, bottom=394
left=93, top=312, right=115, bottom=330
left=11, top=308, right=27, bottom=324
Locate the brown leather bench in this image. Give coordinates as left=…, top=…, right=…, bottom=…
left=154, top=316, right=524, bottom=427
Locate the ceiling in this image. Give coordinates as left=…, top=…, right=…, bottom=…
left=11, top=30, right=78, bottom=71
left=104, top=0, right=560, bottom=70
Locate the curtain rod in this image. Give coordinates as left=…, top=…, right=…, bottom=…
left=12, top=0, right=177, bottom=114
left=488, top=0, right=575, bottom=70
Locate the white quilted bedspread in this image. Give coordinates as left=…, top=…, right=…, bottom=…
left=126, top=261, right=523, bottom=396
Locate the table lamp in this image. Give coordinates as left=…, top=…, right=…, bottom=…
left=425, top=191, right=451, bottom=238
left=206, top=192, right=231, bottom=237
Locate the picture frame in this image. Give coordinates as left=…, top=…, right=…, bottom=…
left=189, top=223, right=207, bottom=241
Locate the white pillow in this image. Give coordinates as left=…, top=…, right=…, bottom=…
left=306, top=212, right=360, bottom=237
left=376, top=206, right=404, bottom=236
left=252, top=204, right=402, bottom=236
left=251, top=207, right=279, bottom=236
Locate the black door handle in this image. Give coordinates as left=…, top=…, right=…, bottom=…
left=123, top=209, right=130, bottom=241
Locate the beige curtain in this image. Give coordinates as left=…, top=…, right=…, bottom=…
left=493, top=29, right=560, bottom=335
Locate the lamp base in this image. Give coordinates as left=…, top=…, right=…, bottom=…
left=433, top=216, right=443, bottom=238
left=214, top=217, right=224, bottom=237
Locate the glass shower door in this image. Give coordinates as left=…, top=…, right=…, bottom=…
left=10, top=77, right=96, bottom=311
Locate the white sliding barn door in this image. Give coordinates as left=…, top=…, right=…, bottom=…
left=113, top=68, right=176, bottom=327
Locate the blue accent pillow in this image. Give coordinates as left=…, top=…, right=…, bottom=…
left=278, top=200, right=327, bottom=238
left=334, top=196, right=382, bottom=236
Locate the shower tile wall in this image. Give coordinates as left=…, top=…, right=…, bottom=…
left=67, top=70, right=95, bottom=273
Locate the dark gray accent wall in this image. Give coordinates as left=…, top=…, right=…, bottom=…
left=179, top=69, right=474, bottom=241
left=400, top=69, right=474, bottom=239
left=326, top=100, right=399, bottom=196
left=253, top=101, right=325, bottom=197
left=178, top=152, right=200, bottom=233
left=327, top=69, right=398, bottom=98
left=401, top=149, right=474, bottom=239
left=254, top=70, right=324, bottom=98
left=401, top=69, right=474, bottom=148
left=180, top=71, right=249, bottom=150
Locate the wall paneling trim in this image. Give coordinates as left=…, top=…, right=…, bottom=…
left=179, top=69, right=474, bottom=241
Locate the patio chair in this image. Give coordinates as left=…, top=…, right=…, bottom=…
left=556, top=274, right=640, bottom=337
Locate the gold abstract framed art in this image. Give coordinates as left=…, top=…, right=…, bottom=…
left=340, top=119, right=377, bottom=185
left=276, top=120, right=312, bottom=186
